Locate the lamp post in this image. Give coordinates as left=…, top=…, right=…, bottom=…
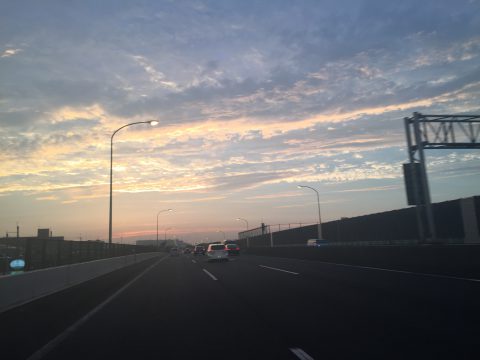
left=236, top=217, right=249, bottom=248
left=297, top=185, right=323, bottom=240
left=236, top=218, right=249, bottom=230
left=157, top=209, right=173, bottom=250
left=108, top=120, right=158, bottom=245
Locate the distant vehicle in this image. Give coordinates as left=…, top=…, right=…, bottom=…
left=206, top=244, right=228, bottom=262
left=183, top=248, right=192, bottom=254
left=193, top=246, right=205, bottom=255
left=225, top=243, right=240, bottom=256
left=223, top=239, right=237, bottom=245
left=307, top=239, right=328, bottom=247
left=170, top=247, right=180, bottom=256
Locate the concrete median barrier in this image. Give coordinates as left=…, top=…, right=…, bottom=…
left=0, top=253, right=159, bottom=313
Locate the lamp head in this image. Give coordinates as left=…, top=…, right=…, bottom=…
left=297, top=185, right=304, bottom=189
left=149, top=120, right=159, bottom=126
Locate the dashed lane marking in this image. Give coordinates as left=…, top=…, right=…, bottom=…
left=257, top=255, right=480, bottom=283
left=202, top=268, right=218, bottom=281
left=259, top=265, right=299, bottom=275
left=290, top=347, right=315, bottom=360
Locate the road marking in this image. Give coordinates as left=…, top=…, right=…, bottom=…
left=259, top=265, right=299, bottom=275
left=26, top=255, right=167, bottom=360
left=202, top=268, right=218, bottom=281
left=192, top=259, right=197, bottom=264
left=256, top=255, right=480, bottom=283
left=290, top=347, right=314, bottom=360
left=315, top=261, right=480, bottom=283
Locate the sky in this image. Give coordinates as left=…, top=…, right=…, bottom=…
left=1, top=0, right=480, bottom=243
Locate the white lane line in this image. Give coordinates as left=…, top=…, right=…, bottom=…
left=316, top=261, right=480, bottom=283
left=26, top=255, right=167, bottom=360
left=290, top=347, right=314, bottom=360
left=192, top=259, right=197, bottom=264
left=259, top=265, right=299, bottom=275
left=255, top=255, right=480, bottom=283
left=202, top=268, right=218, bottom=281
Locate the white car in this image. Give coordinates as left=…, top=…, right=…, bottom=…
left=307, top=239, right=328, bottom=247
left=206, top=244, right=228, bottom=262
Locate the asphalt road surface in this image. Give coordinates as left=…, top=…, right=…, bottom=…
left=2, top=253, right=480, bottom=359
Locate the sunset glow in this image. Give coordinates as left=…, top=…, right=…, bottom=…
left=1, top=1, right=479, bottom=243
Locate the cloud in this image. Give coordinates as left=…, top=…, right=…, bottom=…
left=35, top=195, right=59, bottom=201
left=1, top=48, right=22, bottom=58
left=0, top=0, right=479, bottom=236
left=246, top=191, right=301, bottom=200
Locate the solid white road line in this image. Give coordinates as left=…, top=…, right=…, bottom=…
left=259, top=265, right=299, bottom=275
left=315, top=260, right=480, bottom=283
left=192, top=259, right=197, bottom=264
left=202, top=268, right=218, bottom=281
left=256, top=255, right=480, bottom=283
left=26, top=255, right=167, bottom=360
left=290, top=347, right=315, bottom=360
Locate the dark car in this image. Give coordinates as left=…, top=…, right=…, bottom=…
left=183, top=248, right=192, bottom=254
left=193, top=246, right=205, bottom=255
left=225, top=243, right=240, bottom=256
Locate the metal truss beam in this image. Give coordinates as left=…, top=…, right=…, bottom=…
left=404, top=112, right=480, bottom=243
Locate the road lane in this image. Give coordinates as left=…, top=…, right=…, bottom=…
left=5, top=252, right=480, bottom=359
left=44, top=254, right=294, bottom=360
left=197, top=254, right=480, bottom=359
left=0, top=256, right=162, bottom=360
left=28, top=257, right=167, bottom=360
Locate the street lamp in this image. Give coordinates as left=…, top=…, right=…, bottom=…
left=108, top=120, right=158, bottom=245
left=297, top=185, right=323, bottom=240
left=236, top=217, right=249, bottom=248
left=157, top=209, right=173, bottom=250
left=236, top=218, right=249, bottom=230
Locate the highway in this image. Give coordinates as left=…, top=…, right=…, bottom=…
left=2, top=253, right=480, bottom=359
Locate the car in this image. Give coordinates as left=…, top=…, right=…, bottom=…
left=206, top=244, right=228, bottom=262
left=225, top=243, right=240, bottom=256
left=170, top=247, right=180, bottom=256
left=307, top=239, right=328, bottom=247
left=193, top=246, right=205, bottom=255
left=183, top=248, right=192, bottom=254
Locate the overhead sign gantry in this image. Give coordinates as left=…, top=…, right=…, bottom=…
left=403, top=112, right=480, bottom=242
